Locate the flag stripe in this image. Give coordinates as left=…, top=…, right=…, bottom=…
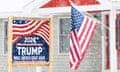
left=70, top=47, right=75, bottom=63
left=13, top=20, right=40, bottom=32
left=78, top=17, right=89, bottom=41
left=70, top=31, right=82, bottom=69
left=71, top=31, right=81, bottom=60
left=81, top=21, right=97, bottom=53
left=13, top=20, right=35, bottom=28
left=81, top=19, right=94, bottom=50
left=34, top=33, right=49, bottom=44
left=69, top=61, right=73, bottom=68
left=13, top=21, right=41, bottom=35
left=82, top=22, right=98, bottom=55
left=33, top=21, right=50, bottom=44
left=70, top=32, right=79, bottom=63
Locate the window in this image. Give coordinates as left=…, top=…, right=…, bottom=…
left=117, top=18, right=120, bottom=48
left=116, top=16, right=120, bottom=69
left=59, top=17, right=71, bottom=53
left=105, top=14, right=110, bottom=69
left=106, top=14, right=120, bottom=69
left=4, top=20, right=8, bottom=53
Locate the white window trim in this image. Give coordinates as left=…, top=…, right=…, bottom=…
left=57, top=16, right=70, bottom=55
left=3, top=19, right=8, bottom=54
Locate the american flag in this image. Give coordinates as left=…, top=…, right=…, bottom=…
left=69, top=6, right=98, bottom=70
left=12, top=19, right=50, bottom=45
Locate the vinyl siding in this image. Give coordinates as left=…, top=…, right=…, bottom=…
left=0, top=13, right=102, bottom=72
left=52, top=14, right=102, bottom=72
left=0, top=19, right=36, bottom=72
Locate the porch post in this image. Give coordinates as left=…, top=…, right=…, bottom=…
left=109, top=7, right=117, bottom=72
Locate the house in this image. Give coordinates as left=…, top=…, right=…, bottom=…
left=0, top=0, right=119, bottom=72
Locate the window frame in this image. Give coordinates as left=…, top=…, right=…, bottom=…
left=58, top=16, right=71, bottom=55
left=117, top=17, right=120, bottom=49
left=3, top=19, right=8, bottom=54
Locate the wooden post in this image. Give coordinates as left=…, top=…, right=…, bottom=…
left=49, top=17, right=53, bottom=72
left=8, top=17, right=13, bottom=72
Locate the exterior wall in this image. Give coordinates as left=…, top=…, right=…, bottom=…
left=52, top=14, right=102, bottom=72
left=12, top=66, right=35, bottom=72
left=0, top=13, right=102, bottom=72
left=0, top=19, right=8, bottom=72
left=52, top=14, right=70, bottom=72
left=0, top=19, right=36, bottom=72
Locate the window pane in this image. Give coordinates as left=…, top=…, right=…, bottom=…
left=59, top=18, right=70, bottom=53
left=4, top=21, right=8, bottom=53
left=118, top=18, right=120, bottom=48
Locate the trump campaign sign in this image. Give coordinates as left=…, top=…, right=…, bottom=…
left=8, top=17, right=52, bottom=66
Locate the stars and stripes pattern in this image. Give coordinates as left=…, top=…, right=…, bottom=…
left=69, top=6, right=98, bottom=70
left=12, top=19, right=50, bottom=45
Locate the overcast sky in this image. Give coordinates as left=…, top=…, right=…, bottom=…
left=0, top=0, right=33, bottom=12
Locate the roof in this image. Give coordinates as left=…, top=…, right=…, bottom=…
left=40, top=0, right=100, bottom=8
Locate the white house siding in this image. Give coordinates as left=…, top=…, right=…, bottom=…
left=0, top=13, right=102, bottom=72
left=52, top=14, right=102, bottom=72
left=0, top=19, right=36, bottom=72
left=0, top=19, right=8, bottom=72
left=12, top=66, right=35, bottom=72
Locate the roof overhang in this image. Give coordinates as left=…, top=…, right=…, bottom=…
left=38, top=0, right=113, bottom=15
left=38, top=4, right=111, bottom=14
left=20, top=0, right=120, bottom=16
left=40, top=0, right=100, bottom=8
